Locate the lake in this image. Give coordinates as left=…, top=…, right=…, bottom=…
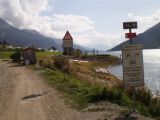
left=106, top=49, right=160, bottom=96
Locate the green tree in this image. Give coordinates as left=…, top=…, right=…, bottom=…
left=10, top=49, right=21, bottom=62
left=74, top=49, right=82, bottom=58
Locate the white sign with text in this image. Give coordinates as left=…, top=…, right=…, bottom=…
left=122, top=45, right=144, bottom=87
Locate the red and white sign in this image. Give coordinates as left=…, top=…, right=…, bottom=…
left=63, top=31, right=73, bottom=48
left=125, top=33, right=136, bottom=39
left=63, top=31, right=73, bottom=40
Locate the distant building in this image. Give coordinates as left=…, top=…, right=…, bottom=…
left=48, top=46, right=57, bottom=52
left=23, top=47, right=36, bottom=65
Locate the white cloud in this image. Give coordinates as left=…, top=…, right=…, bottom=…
left=0, top=0, right=95, bottom=36
left=127, top=9, right=160, bottom=32
left=0, top=0, right=123, bottom=50
left=75, top=31, right=123, bottom=50
left=1, top=0, right=160, bottom=50
left=51, top=14, right=94, bottom=32
left=127, top=13, right=134, bottom=18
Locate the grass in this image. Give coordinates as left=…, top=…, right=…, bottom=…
left=82, top=54, right=121, bottom=64
left=71, top=62, right=93, bottom=75
left=41, top=69, right=90, bottom=108
left=38, top=67, right=132, bottom=109
left=0, top=51, right=15, bottom=59
left=0, top=50, right=62, bottom=60
left=70, top=61, right=121, bottom=86
left=36, top=51, right=62, bottom=60
left=36, top=62, right=160, bottom=119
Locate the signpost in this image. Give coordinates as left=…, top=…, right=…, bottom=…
left=123, top=22, right=137, bottom=44
left=63, top=31, right=73, bottom=83
left=122, top=21, right=144, bottom=113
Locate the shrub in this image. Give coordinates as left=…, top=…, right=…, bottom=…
left=148, top=98, right=160, bottom=117
left=10, top=49, right=21, bottom=62
left=53, top=55, right=68, bottom=71
left=73, top=49, right=82, bottom=58
left=136, top=88, right=152, bottom=106
left=38, top=60, right=56, bottom=70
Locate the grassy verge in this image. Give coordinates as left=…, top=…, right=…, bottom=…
left=0, top=51, right=15, bottom=59
left=39, top=68, right=131, bottom=109
left=0, top=50, right=62, bottom=60
left=36, top=51, right=62, bottom=60
left=82, top=54, right=121, bottom=64
left=34, top=65, right=160, bottom=119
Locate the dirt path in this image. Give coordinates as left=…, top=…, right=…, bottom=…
left=0, top=60, right=152, bottom=120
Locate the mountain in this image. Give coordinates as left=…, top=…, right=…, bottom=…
left=110, top=22, right=160, bottom=51
left=0, top=18, right=89, bottom=51
left=0, top=18, right=62, bottom=50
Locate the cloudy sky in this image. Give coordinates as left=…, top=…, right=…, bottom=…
left=0, top=0, right=160, bottom=50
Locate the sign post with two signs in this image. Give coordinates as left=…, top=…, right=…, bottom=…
left=123, top=22, right=137, bottom=44
left=122, top=21, right=144, bottom=113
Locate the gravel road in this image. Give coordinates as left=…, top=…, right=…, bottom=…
left=0, top=60, right=153, bottom=120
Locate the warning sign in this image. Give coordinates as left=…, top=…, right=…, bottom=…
left=63, top=31, right=73, bottom=48
left=122, top=45, right=144, bottom=87
left=63, top=31, right=73, bottom=40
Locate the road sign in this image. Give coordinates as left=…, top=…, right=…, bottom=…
left=122, top=45, right=144, bottom=87
left=123, top=22, right=137, bottom=29
left=125, top=33, right=136, bottom=39
left=63, top=31, right=73, bottom=48
left=63, top=31, right=73, bottom=40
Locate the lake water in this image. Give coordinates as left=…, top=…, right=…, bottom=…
left=106, top=49, right=160, bottom=96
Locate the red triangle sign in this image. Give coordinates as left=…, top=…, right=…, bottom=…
left=63, top=31, right=73, bottom=40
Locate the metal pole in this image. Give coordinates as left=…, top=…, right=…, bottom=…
left=133, top=87, right=136, bottom=112
left=68, top=48, right=69, bottom=81
left=129, top=28, right=136, bottom=113
left=129, top=28, right=132, bottom=44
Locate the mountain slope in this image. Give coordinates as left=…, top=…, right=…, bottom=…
left=110, top=22, right=160, bottom=51
left=0, top=18, right=61, bottom=50
left=0, top=18, right=90, bottom=51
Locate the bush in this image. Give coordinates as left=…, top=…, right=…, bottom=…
left=73, top=49, right=82, bottom=58
left=53, top=55, right=68, bottom=71
left=38, top=60, right=56, bottom=70
left=148, top=98, right=160, bottom=117
left=10, top=49, right=21, bottom=62
left=136, top=88, right=152, bottom=106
